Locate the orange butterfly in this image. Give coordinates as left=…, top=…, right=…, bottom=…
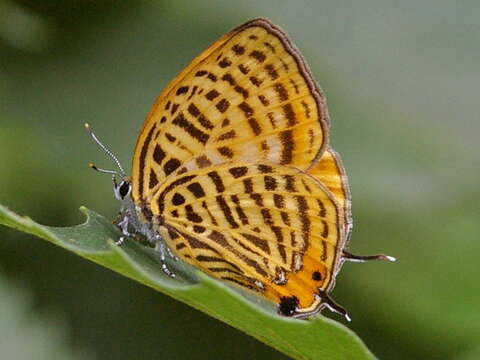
left=86, top=18, right=394, bottom=320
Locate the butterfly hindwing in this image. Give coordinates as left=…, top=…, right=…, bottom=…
left=131, top=18, right=330, bottom=205
left=149, top=160, right=343, bottom=315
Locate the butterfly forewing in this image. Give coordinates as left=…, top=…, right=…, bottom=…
left=150, top=161, right=343, bottom=313
left=308, top=147, right=352, bottom=240
left=131, top=19, right=329, bottom=204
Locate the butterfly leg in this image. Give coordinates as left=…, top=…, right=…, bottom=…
left=343, top=250, right=396, bottom=263
left=165, top=246, right=179, bottom=261
left=154, top=241, right=176, bottom=278
left=153, top=234, right=178, bottom=261
left=115, top=215, right=131, bottom=245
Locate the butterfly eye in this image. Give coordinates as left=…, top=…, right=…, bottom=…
left=118, top=181, right=131, bottom=199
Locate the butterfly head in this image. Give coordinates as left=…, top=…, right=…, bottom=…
left=113, top=177, right=132, bottom=201
left=84, top=123, right=132, bottom=204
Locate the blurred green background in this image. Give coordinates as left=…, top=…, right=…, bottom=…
left=1, top=1, right=479, bottom=359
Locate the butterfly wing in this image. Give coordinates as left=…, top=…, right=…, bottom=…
left=131, top=18, right=330, bottom=205
left=150, top=160, right=343, bottom=316
left=308, top=147, right=352, bottom=240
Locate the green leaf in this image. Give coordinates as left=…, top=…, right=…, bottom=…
left=0, top=203, right=375, bottom=360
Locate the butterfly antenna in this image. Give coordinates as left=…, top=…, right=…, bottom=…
left=84, top=123, right=126, bottom=177
left=88, top=163, right=118, bottom=187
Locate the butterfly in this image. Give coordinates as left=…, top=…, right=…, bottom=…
left=85, top=18, right=394, bottom=320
